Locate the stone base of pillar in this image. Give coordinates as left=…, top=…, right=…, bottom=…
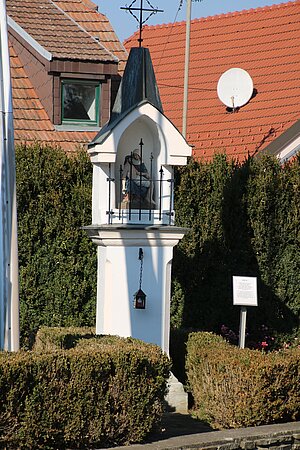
left=165, top=372, right=188, bottom=414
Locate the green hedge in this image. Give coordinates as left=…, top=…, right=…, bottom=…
left=16, top=144, right=299, bottom=347
left=0, top=333, right=171, bottom=449
left=16, top=144, right=96, bottom=348
left=34, top=326, right=96, bottom=352
left=34, top=326, right=150, bottom=352
left=186, top=332, right=300, bottom=428
left=173, top=154, right=300, bottom=338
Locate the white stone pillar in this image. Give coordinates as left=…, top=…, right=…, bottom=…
left=85, top=225, right=186, bottom=354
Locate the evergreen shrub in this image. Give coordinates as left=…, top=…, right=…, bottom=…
left=173, top=154, right=300, bottom=339
left=16, top=144, right=299, bottom=348
left=169, top=329, right=225, bottom=384
left=16, top=144, right=96, bottom=348
left=186, top=332, right=300, bottom=429
left=0, top=334, right=171, bottom=449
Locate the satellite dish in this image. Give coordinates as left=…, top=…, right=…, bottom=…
left=217, top=68, right=253, bottom=109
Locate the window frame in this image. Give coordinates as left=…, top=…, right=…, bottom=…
left=61, top=79, right=100, bottom=126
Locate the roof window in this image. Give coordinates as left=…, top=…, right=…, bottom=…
left=61, top=79, right=100, bottom=125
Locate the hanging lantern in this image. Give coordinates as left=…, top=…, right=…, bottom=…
left=134, top=288, right=146, bottom=309
left=133, top=248, right=146, bottom=309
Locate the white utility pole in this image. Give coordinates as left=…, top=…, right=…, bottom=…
left=0, top=0, right=20, bottom=351
left=182, top=0, right=192, bottom=138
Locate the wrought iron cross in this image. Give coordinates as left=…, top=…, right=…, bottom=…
left=121, top=0, right=163, bottom=47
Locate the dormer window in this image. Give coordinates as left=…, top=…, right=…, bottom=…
left=61, top=79, right=100, bottom=125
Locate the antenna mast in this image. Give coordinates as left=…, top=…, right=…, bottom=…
left=182, top=0, right=192, bottom=138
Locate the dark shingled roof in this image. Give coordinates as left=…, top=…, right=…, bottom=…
left=90, top=47, right=163, bottom=146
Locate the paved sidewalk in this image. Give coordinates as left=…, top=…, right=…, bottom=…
left=108, top=414, right=300, bottom=450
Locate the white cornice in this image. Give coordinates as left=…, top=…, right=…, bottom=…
left=83, top=225, right=188, bottom=248
left=7, top=16, right=52, bottom=61
left=261, top=120, right=300, bottom=163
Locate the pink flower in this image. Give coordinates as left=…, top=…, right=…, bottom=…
left=261, top=341, right=268, bottom=348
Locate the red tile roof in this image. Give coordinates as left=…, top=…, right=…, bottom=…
left=53, top=0, right=127, bottom=72
left=7, top=0, right=117, bottom=62
left=8, top=0, right=128, bottom=152
left=124, top=1, right=300, bottom=161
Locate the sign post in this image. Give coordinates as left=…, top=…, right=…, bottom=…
left=239, top=307, right=247, bottom=349
left=233, top=276, right=257, bottom=349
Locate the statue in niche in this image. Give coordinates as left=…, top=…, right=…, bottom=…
left=122, top=149, right=155, bottom=209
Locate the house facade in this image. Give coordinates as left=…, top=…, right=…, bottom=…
left=125, top=1, right=300, bottom=161
left=7, top=0, right=127, bottom=152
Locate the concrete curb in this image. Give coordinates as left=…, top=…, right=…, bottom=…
left=108, top=420, right=300, bottom=450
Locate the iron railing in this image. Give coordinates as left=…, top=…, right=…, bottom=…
left=106, top=162, right=174, bottom=225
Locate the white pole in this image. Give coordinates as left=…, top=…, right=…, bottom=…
left=0, top=39, right=5, bottom=350
left=239, top=306, right=247, bottom=349
left=0, top=0, right=20, bottom=351
left=182, top=0, right=192, bottom=138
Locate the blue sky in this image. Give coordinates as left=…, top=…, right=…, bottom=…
left=97, top=0, right=287, bottom=42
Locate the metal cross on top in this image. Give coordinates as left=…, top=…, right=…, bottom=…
left=121, top=0, right=163, bottom=47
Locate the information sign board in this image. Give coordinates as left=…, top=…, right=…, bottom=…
left=233, top=276, right=258, bottom=306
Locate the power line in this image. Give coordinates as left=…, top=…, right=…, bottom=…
left=156, top=0, right=183, bottom=68
left=158, top=82, right=216, bottom=92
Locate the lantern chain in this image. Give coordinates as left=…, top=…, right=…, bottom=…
left=139, top=249, right=144, bottom=290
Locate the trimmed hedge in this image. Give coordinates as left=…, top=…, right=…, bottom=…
left=0, top=332, right=171, bottom=449
left=186, top=332, right=300, bottom=429
left=34, top=326, right=96, bottom=352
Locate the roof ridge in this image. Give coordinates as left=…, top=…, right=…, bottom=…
left=56, top=0, right=99, bottom=12
left=49, top=0, right=119, bottom=62
left=191, top=0, right=300, bottom=24
left=130, top=0, right=300, bottom=34
left=79, top=0, right=98, bottom=11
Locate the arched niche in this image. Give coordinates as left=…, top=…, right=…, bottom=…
left=115, top=115, right=164, bottom=206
